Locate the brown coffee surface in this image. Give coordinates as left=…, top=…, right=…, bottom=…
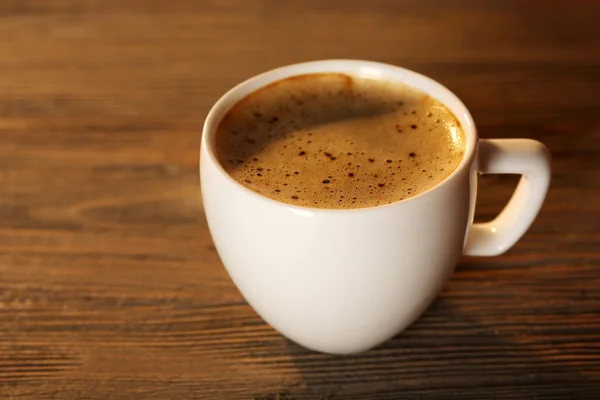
left=216, top=73, right=465, bottom=209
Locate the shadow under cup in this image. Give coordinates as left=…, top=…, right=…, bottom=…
left=200, top=60, right=483, bottom=354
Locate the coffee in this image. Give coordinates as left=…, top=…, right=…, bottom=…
left=216, top=73, right=465, bottom=209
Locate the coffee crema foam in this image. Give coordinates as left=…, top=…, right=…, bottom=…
left=216, top=73, right=465, bottom=209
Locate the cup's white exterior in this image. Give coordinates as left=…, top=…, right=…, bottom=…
left=200, top=60, right=550, bottom=354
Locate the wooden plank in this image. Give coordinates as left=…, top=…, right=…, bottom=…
left=1, top=1, right=599, bottom=399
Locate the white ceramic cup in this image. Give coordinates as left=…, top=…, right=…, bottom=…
left=200, top=60, right=551, bottom=354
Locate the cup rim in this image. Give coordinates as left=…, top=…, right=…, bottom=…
left=201, top=59, right=477, bottom=213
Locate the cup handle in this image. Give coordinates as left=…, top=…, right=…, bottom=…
left=463, top=139, right=551, bottom=256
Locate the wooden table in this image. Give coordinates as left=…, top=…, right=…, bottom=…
left=2, top=1, right=599, bottom=399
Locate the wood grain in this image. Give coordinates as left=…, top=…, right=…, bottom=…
left=1, top=1, right=599, bottom=399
